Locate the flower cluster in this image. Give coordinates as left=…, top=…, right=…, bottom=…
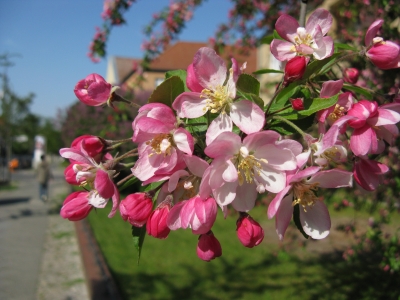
left=62, top=9, right=400, bottom=262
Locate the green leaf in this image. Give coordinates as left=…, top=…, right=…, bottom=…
left=273, top=29, right=284, bottom=40
left=279, top=94, right=339, bottom=120
left=268, top=82, right=300, bottom=113
left=260, top=34, right=274, bottom=45
left=343, top=83, right=373, bottom=100
left=302, top=53, right=341, bottom=79
left=269, top=114, right=315, bottom=135
left=334, top=43, right=358, bottom=52
left=236, top=73, right=260, bottom=95
left=253, top=69, right=284, bottom=75
left=141, top=180, right=165, bottom=193
left=236, top=90, right=264, bottom=109
left=132, top=225, right=147, bottom=264
left=148, top=76, right=185, bottom=107
left=165, top=70, right=189, bottom=91
left=119, top=176, right=139, bottom=192
left=293, top=204, right=309, bottom=239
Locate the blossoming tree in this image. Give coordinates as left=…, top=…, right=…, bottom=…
left=60, top=0, right=400, bottom=265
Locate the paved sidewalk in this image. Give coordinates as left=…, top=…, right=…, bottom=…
left=0, top=164, right=89, bottom=300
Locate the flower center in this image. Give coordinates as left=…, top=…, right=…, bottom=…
left=294, top=27, right=313, bottom=47
left=292, top=181, right=320, bottom=211
left=236, top=146, right=267, bottom=186
left=147, top=133, right=173, bottom=156
left=201, top=85, right=230, bottom=114
left=328, top=104, right=345, bottom=122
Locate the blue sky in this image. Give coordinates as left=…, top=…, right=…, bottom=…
left=0, top=0, right=231, bottom=118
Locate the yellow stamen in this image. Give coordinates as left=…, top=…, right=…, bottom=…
left=147, top=133, right=173, bottom=156
left=201, top=85, right=230, bottom=114
left=292, top=181, right=320, bottom=212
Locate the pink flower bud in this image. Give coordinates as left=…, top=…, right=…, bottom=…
left=64, top=164, right=81, bottom=185
left=196, top=231, right=222, bottom=262
left=236, top=214, right=264, bottom=248
left=74, top=73, right=112, bottom=106
left=119, top=193, right=153, bottom=227
left=343, top=68, right=359, bottom=84
left=284, top=56, right=306, bottom=84
left=147, top=200, right=171, bottom=239
left=60, top=191, right=93, bottom=221
left=366, top=41, right=400, bottom=70
left=290, top=98, right=305, bottom=111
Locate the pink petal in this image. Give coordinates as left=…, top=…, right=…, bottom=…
left=172, top=92, right=207, bottom=118
left=213, top=181, right=238, bottom=207
left=300, top=201, right=331, bottom=239
left=183, top=155, right=209, bottom=178
left=369, top=108, right=400, bottom=126
left=306, top=8, right=332, bottom=36
left=59, top=148, right=92, bottom=165
left=320, top=80, right=343, bottom=98
left=270, top=39, right=297, bottom=61
left=133, top=117, right=170, bottom=144
left=313, top=36, right=334, bottom=60
left=275, top=193, right=294, bottom=240
left=243, top=131, right=281, bottom=151
left=275, top=14, right=299, bottom=43
left=205, top=113, right=233, bottom=145
left=350, top=126, right=375, bottom=156
left=255, top=144, right=296, bottom=171
left=268, top=186, right=292, bottom=219
left=290, top=166, right=320, bottom=183
left=186, top=63, right=204, bottom=92
left=275, top=139, right=303, bottom=157
left=108, top=185, right=120, bottom=218
left=168, top=170, right=189, bottom=192
left=223, top=160, right=238, bottom=183
left=205, top=131, right=240, bottom=158
left=167, top=201, right=186, bottom=230
left=193, top=47, right=227, bottom=90
left=173, top=128, right=194, bottom=155
left=231, top=182, right=258, bottom=212
left=308, top=169, right=353, bottom=188
left=230, top=100, right=265, bottom=134
left=365, top=19, right=383, bottom=46
left=95, top=169, right=114, bottom=199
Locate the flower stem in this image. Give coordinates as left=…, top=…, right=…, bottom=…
left=270, top=115, right=306, bottom=137
left=299, top=0, right=308, bottom=27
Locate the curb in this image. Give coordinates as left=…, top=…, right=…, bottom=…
left=75, top=219, right=122, bottom=300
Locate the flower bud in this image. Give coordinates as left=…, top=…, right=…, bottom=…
left=120, top=193, right=153, bottom=227
left=284, top=56, right=306, bottom=84
left=60, top=191, right=93, bottom=221
left=71, top=135, right=105, bottom=161
left=290, top=98, right=305, bottom=111
left=74, top=73, right=112, bottom=106
left=366, top=41, right=400, bottom=70
left=64, top=164, right=81, bottom=185
left=343, top=68, right=359, bottom=84
left=196, top=231, right=222, bottom=262
left=147, top=199, right=172, bottom=239
left=236, top=213, right=264, bottom=248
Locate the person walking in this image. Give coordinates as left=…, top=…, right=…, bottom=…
left=36, top=154, right=52, bottom=201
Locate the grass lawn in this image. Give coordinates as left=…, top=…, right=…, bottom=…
left=88, top=202, right=400, bottom=300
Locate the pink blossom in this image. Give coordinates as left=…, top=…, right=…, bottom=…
left=201, top=131, right=299, bottom=211
left=71, top=135, right=105, bottom=162
left=146, top=197, right=172, bottom=239
left=268, top=152, right=353, bottom=240
left=59, top=145, right=120, bottom=218
left=365, top=20, right=400, bottom=70
left=131, top=103, right=194, bottom=182
left=346, top=100, right=400, bottom=156
left=236, top=213, right=264, bottom=248
left=353, top=157, right=389, bottom=191
left=196, top=231, right=222, bottom=261
left=74, top=73, right=113, bottom=106
left=316, top=80, right=354, bottom=133
left=60, top=191, right=93, bottom=221
left=172, top=47, right=264, bottom=145
left=271, top=8, right=334, bottom=61
left=120, top=193, right=153, bottom=227
left=167, top=195, right=217, bottom=235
